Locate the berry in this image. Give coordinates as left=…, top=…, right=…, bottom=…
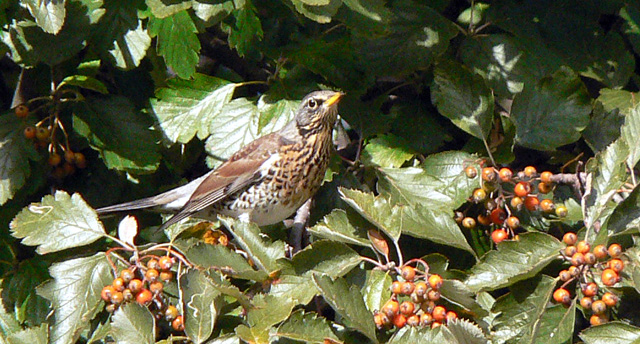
left=400, top=266, right=416, bottom=281
left=145, top=268, right=159, bottom=282
left=524, top=196, right=540, bottom=211
left=562, top=232, right=577, bottom=246
left=481, top=167, right=497, bottom=183
left=484, top=199, right=497, bottom=211
left=553, top=288, right=571, bottom=304
left=510, top=196, right=524, bottom=211
left=392, top=314, right=407, bottom=328
left=565, top=245, right=577, bottom=257
left=421, top=301, right=436, bottom=314
left=431, top=322, right=442, bottom=328
left=580, top=296, right=593, bottom=309
left=15, top=104, right=29, bottom=118
left=391, top=281, right=403, bottom=294
left=374, top=313, right=385, bottom=328
left=419, top=313, right=433, bottom=326
left=498, top=167, right=513, bottom=182
left=35, top=127, right=50, bottom=141
left=506, top=216, right=520, bottom=229
left=477, top=214, right=491, bottom=226
left=590, top=314, right=608, bottom=326
left=64, top=150, right=75, bottom=163
left=591, top=300, right=607, bottom=315
left=593, top=245, right=608, bottom=259
left=383, top=300, right=400, bottom=318
left=399, top=301, right=415, bottom=316
left=584, top=252, right=597, bottom=265
left=571, top=252, right=585, bottom=266
left=454, top=211, right=464, bottom=223
left=582, top=282, right=598, bottom=297
left=446, top=311, right=458, bottom=323
left=120, top=269, right=135, bottom=283
left=74, top=152, right=87, bottom=168
left=540, top=171, right=553, bottom=184
left=559, top=270, right=571, bottom=281
left=428, top=274, right=443, bottom=290
left=136, top=289, right=153, bottom=305
left=112, top=277, right=126, bottom=292
left=400, top=281, right=415, bottom=295
left=160, top=271, right=173, bottom=282
left=24, top=126, right=36, bottom=139
left=147, top=259, right=160, bottom=270
left=158, top=256, right=173, bottom=270
left=472, top=188, right=487, bottom=203
left=609, top=258, right=624, bottom=273
left=110, top=291, right=124, bottom=305
left=432, top=306, right=447, bottom=322
left=128, top=279, right=143, bottom=293
left=601, top=268, right=619, bottom=286
left=538, top=182, right=553, bottom=194
left=490, top=208, right=507, bottom=225
left=123, top=289, right=134, bottom=302
left=406, top=314, right=420, bottom=327
left=602, top=292, right=618, bottom=307
left=62, top=163, right=75, bottom=176
left=491, top=229, right=508, bottom=244
left=105, top=304, right=117, bottom=313
left=608, top=244, right=622, bottom=258
left=524, top=166, right=537, bottom=177
left=514, top=182, right=531, bottom=198
left=101, top=285, right=115, bottom=302
left=47, top=153, right=61, bottom=166
left=465, top=166, right=478, bottom=179
left=427, top=289, right=441, bottom=301
left=172, top=315, right=185, bottom=331
left=462, top=217, right=476, bottom=229
left=568, top=266, right=579, bottom=277
left=540, top=199, right=555, bottom=212
left=576, top=241, right=591, bottom=254
left=149, top=281, right=164, bottom=293
left=555, top=205, right=568, bottom=217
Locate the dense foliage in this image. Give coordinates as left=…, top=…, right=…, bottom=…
left=1, top=0, right=640, bottom=343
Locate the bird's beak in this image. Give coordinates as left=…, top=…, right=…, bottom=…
left=325, top=92, right=345, bottom=107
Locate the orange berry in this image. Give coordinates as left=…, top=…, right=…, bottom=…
left=584, top=252, right=597, bottom=265
left=147, top=259, right=160, bottom=270
left=172, top=315, right=185, bottom=331
left=122, top=288, right=134, bottom=302
left=490, top=208, right=507, bottom=225
left=110, top=291, right=124, bottom=305
left=510, top=196, right=524, bottom=211
left=498, top=167, right=513, bottom=182
left=601, top=268, right=619, bottom=286
left=559, top=270, right=571, bottom=281
left=576, top=241, right=591, bottom=254
left=432, top=306, right=447, bottom=322
left=112, top=277, right=126, bottom=292
left=149, top=281, right=164, bottom=293
left=120, top=269, right=134, bottom=283
left=400, top=281, right=415, bottom=295
left=431, top=321, right=442, bottom=328
left=524, top=166, right=537, bottom=177
left=565, top=245, right=577, bottom=257
left=540, top=198, right=555, bottom=212
left=568, top=266, right=579, bottom=277
left=580, top=296, right=593, bottom=309
left=538, top=182, right=553, bottom=194
left=128, top=279, right=143, bottom=293
left=609, top=258, right=624, bottom=273
left=421, top=300, right=436, bottom=314
left=602, top=292, right=618, bottom=307
left=74, top=152, right=87, bottom=168
left=481, top=167, right=497, bottom=183
left=391, top=281, right=403, bottom=295
left=101, top=285, right=115, bottom=302
left=145, top=268, right=159, bottom=282
left=48, top=153, right=62, bottom=166
left=24, top=126, right=36, bottom=139
left=506, top=216, right=520, bottom=229
left=514, top=181, right=531, bottom=197
left=477, top=214, right=491, bottom=226
left=465, top=166, right=478, bottom=179
left=35, top=127, right=50, bottom=141
left=400, top=266, right=416, bottom=281
left=374, top=313, right=385, bottom=328
left=160, top=271, right=173, bottom=282
left=414, top=282, right=428, bottom=297
left=14, top=104, right=29, bottom=118
left=392, top=314, right=407, bottom=328
left=462, top=217, right=476, bottom=229
left=491, top=229, right=508, bottom=244
left=428, top=274, right=443, bottom=290
left=591, top=300, right=607, bottom=314
left=590, top=314, right=608, bottom=326
left=553, top=288, right=571, bottom=304
left=571, top=252, right=585, bottom=266
left=524, top=196, right=540, bottom=211
left=582, top=282, right=598, bottom=297
left=406, top=314, right=420, bottom=327
left=427, top=289, right=441, bottom=301
left=382, top=300, right=399, bottom=318
left=136, top=288, right=153, bottom=305
left=399, top=301, right=415, bottom=316
left=472, top=188, right=487, bottom=203
left=445, top=311, right=457, bottom=323
left=555, top=205, right=568, bottom=217
left=540, top=171, right=553, bottom=184
left=419, top=313, right=433, bottom=326
left=562, top=232, right=577, bottom=246
left=608, top=244, right=622, bottom=258
left=158, top=256, right=173, bottom=270
left=64, top=150, right=75, bottom=163
left=593, top=245, right=608, bottom=259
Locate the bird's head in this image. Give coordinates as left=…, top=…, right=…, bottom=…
left=295, top=90, right=344, bottom=135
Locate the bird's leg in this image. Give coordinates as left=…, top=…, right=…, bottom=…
left=289, top=199, right=312, bottom=254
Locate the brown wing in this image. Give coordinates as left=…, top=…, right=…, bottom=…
left=159, top=132, right=285, bottom=229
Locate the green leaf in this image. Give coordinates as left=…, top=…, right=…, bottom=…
left=148, top=11, right=200, bottom=79
left=275, top=310, right=339, bottom=343
left=23, top=0, right=65, bottom=34
left=181, top=269, right=221, bottom=344
left=339, top=188, right=402, bottom=241
left=235, top=325, right=269, bottom=344
left=621, top=246, right=640, bottom=294
left=342, top=0, right=389, bottom=21
left=145, top=0, right=191, bottom=18
left=291, top=0, right=342, bottom=23
left=465, top=232, right=563, bottom=292
left=534, top=303, right=575, bottom=344
left=353, top=0, right=458, bottom=76
left=597, top=88, right=640, bottom=116
left=432, top=60, right=494, bottom=139
left=192, top=1, right=234, bottom=23
left=308, top=209, right=370, bottom=247
left=36, top=253, right=112, bottom=344
left=362, top=270, right=392, bottom=313
left=246, top=293, right=295, bottom=332
left=108, top=19, right=151, bottom=70
left=10, top=191, right=105, bottom=254
left=621, top=103, right=640, bottom=168
left=361, top=134, right=416, bottom=168
left=491, top=275, right=556, bottom=343
left=583, top=102, right=624, bottom=153
left=290, top=240, right=361, bottom=278
left=59, top=75, right=108, bottom=94
left=511, top=67, right=591, bottom=150
left=446, top=319, right=488, bottom=344
left=579, top=322, right=640, bottom=344
left=74, top=96, right=161, bottom=173
left=621, top=3, right=640, bottom=56
left=312, top=274, right=378, bottom=343
left=270, top=274, right=318, bottom=305
left=225, top=3, right=263, bottom=56
left=205, top=270, right=253, bottom=310
left=219, top=217, right=285, bottom=273
left=111, top=303, right=155, bottom=344
left=151, top=74, right=236, bottom=143
left=0, top=113, right=38, bottom=205
left=7, top=323, right=48, bottom=344
left=607, top=178, right=640, bottom=235
left=388, top=326, right=453, bottom=343
left=184, top=242, right=268, bottom=281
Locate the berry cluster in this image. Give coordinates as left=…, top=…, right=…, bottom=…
left=552, top=232, right=624, bottom=326
left=373, top=266, right=456, bottom=330
left=101, top=256, right=184, bottom=331
left=458, top=165, right=567, bottom=244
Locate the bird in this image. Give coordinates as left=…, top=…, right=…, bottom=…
left=97, top=90, right=344, bottom=231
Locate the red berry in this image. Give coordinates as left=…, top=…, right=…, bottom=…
left=428, top=274, right=443, bottom=290
left=399, top=301, right=415, bottom=316
left=400, top=266, right=416, bottom=281
left=24, top=126, right=36, bottom=139
left=35, top=127, right=50, bottom=141
left=514, top=182, right=531, bottom=198
left=48, top=153, right=62, bottom=166
left=498, top=167, right=513, bottom=182
left=427, top=289, right=440, bottom=301
left=608, top=244, right=622, bottom=258
left=576, top=241, right=590, bottom=254
left=490, top=208, right=507, bottom=225
left=540, top=198, right=555, bottom=212
left=601, top=268, right=619, bottom=286
left=392, top=314, right=407, bottom=328
left=491, top=229, right=508, bottom=244
left=602, top=292, right=618, bottom=307
left=445, top=311, right=458, bottom=323
left=110, top=291, right=124, bottom=305
left=591, top=300, right=607, bottom=315
left=472, top=188, right=487, bottom=203
left=158, top=256, right=173, bottom=270
left=406, top=314, right=420, bottom=327
left=112, top=277, right=126, bottom=292
left=609, top=258, right=624, bottom=273
left=160, top=271, right=173, bottom=282
left=510, top=196, right=524, bottom=211
left=149, top=281, right=164, bottom=293
left=584, top=252, right=597, bottom=265
left=145, top=268, right=159, bottom=282
left=400, top=281, right=415, bottom=295
left=391, top=281, right=402, bottom=294
left=540, top=171, right=553, bottom=184
left=382, top=300, right=399, bottom=318
left=462, top=217, right=476, bottom=229
left=172, top=315, right=185, bottom=331
left=580, top=296, right=593, bottom=309
left=120, top=269, right=134, bottom=283
left=571, top=252, right=585, bottom=266
left=593, top=245, right=608, bottom=259
left=562, top=232, right=577, bottom=246
left=590, top=314, right=608, bottom=326
left=147, top=259, right=160, bottom=270
left=558, top=270, right=571, bottom=281
left=136, top=288, right=153, bottom=305
left=101, top=285, right=115, bottom=302
left=538, top=182, right=553, bottom=194
left=565, top=245, right=577, bottom=257
left=419, top=313, right=433, bottom=326
left=524, top=196, right=540, bottom=211
left=128, top=279, right=143, bottom=293
left=477, top=214, right=491, bottom=226
left=15, top=104, right=29, bottom=118
left=553, top=288, right=571, bottom=304
left=432, top=306, right=447, bottom=322
left=582, top=282, right=598, bottom=297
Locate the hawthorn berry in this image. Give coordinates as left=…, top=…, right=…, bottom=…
left=498, top=167, right=513, bottom=182
left=540, top=171, right=553, bottom=184
left=159, top=271, right=173, bottom=282
left=136, top=288, right=153, bottom=305
left=172, top=315, right=185, bottom=331
left=576, top=241, right=591, bottom=254
left=510, top=196, right=524, bottom=210
left=584, top=252, right=597, bottom=265
left=24, top=126, right=36, bottom=139
left=484, top=199, right=497, bottom=211
left=407, top=314, right=420, bottom=327
left=123, top=289, right=134, bottom=302
left=514, top=182, right=531, bottom=198
left=145, top=268, right=159, bottom=282
left=490, top=208, right=507, bottom=225
left=147, top=259, right=160, bottom=270
left=128, top=279, right=143, bottom=293
left=582, top=282, right=598, bottom=297
left=481, top=167, right=497, bottom=183
left=491, top=229, right=508, bottom=244
left=400, top=281, right=415, bottom=295
left=590, top=314, right=608, bottom=326
left=465, top=166, right=478, bottom=179
left=35, top=127, right=50, bottom=141
left=559, top=270, right=571, bottom=281
left=555, top=205, right=568, bottom=217
left=158, top=256, right=173, bottom=270
left=419, top=313, right=433, bottom=326
left=374, top=313, right=385, bottom=328
left=399, top=301, right=415, bottom=316
left=562, top=232, right=577, bottom=246
left=568, top=266, right=579, bottom=277
left=608, top=244, right=622, bottom=258
left=565, top=245, right=577, bottom=257
left=101, top=285, right=115, bottom=302
left=110, top=291, right=124, bottom=305
left=445, top=311, right=458, bottom=323
left=506, top=216, right=520, bottom=229
left=553, top=288, right=571, bottom=304
left=609, top=259, right=624, bottom=273
left=477, top=214, right=491, bottom=226
left=432, top=306, right=447, bottom=322
left=428, top=274, right=443, bottom=290
left=538, top=182, right=552, bottom=194
left=120, top=268, right=134, bottom=283
left=601, top=268, right=619, bottom=286
left=392, top=314, right=407, bottom=328
left=524, top=166, right=537, bottom=177
left=391, top=281, right=403, bottom=294
left=571, top=252, right=585, bottom=266
left=524, top=196, right=540, bottom=211
left=149, top=281, right=164, bottom=293
left=462, top=217, right=476, bottom=229
left=401, top=266, right=416, bottom=281
left=580, top=296, right=593, bottom=309
left=105, top=304, right=117, bottom=313
left=602, top=292, right=618, bottom=307
left=14, top=104, right=29, bottom=118
left=383, top=300, right=399, bottom=318
left=540, top=199, right=555, bottom=212
left=427, top=289, right=441, bottom=301
left=74, top=152, right=87, bottom=168
left=591, top=300, right=607, bottom=315
left=593, top=245, right=608, bottom=259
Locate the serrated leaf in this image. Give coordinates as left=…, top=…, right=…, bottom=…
left=204, top=270, right=253, bottom=310
left=10, top=191, right=105, bottom=254
left=152, top=75, right=236, bottom=143
left=275, top=309, right=339, bottom=343
left=534, top=303, right=575, bottom=344
left=145, top=0, right=191, bottom=18
left=111, top=303, right=155, bottom=344
left=597, top=88, right=639, bottom=116
left=511, top=67, right=591, bottom=150
left=225, top=4, right=263, bottom=56
left=7, top=323, right=48, bottom=344
left=73, top=96, right=161, bottom=173
left=148, top=11, right=200, bottom=79
left=622, top=246, right=640, bottom=294
left=291, top=240, right=361, bottom=278
left=342, top=0, right=389, bottom=21
left=388, top=326, right=453, bottom=343
left=0, top=113, right=38, bottom=205
left=59, top=75, right=108, bottom=94
left=361, top=134, right=416, bottom=168
left=291, top=0, right=342, bottom=23
left=621, top=103, right=640, bottom=167
left=432, top=60, right=494, bottom=139
left=108, top=19, right=151, bottom=69
left=270, top=274, right=318, bottom=305
left=184, top=242, right=268, bottom=281
left=312, top=274, right=378, bottom=343
left=583, top=102, right=624, bottom=153
left=491, top=275, right=556, bottom=343
left=621, top=3, right=640, bottom=56
left=339, top=188, right=401, bottom=241
left=308, top=209, right=370, bottom=247
left=447, top=318, right=488, bottom=344
left=607, top=185, right=640, bottom=235
left=181, top=269, right=221, bottom=343
left=465, top=232, right=563, bottom=292
left=579, top=322, right=640, bottom=344
left=219, top=217, right=285, bottom=273
left=36, top=253, right=112, bottom=344
left=235, top=324, right=269, bottom=344
left=246, top=293, right=296, bottom=332
left=362, top=270, right=392, bottom=313
left=24, top=0, right=65, bottom=34
left=192, top=1, right=234, bottom=23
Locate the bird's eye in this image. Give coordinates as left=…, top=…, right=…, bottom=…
left=308, top=98, right=318, bottom=109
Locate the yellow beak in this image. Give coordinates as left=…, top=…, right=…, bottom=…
left=325, top=92, right=345, bottom=107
